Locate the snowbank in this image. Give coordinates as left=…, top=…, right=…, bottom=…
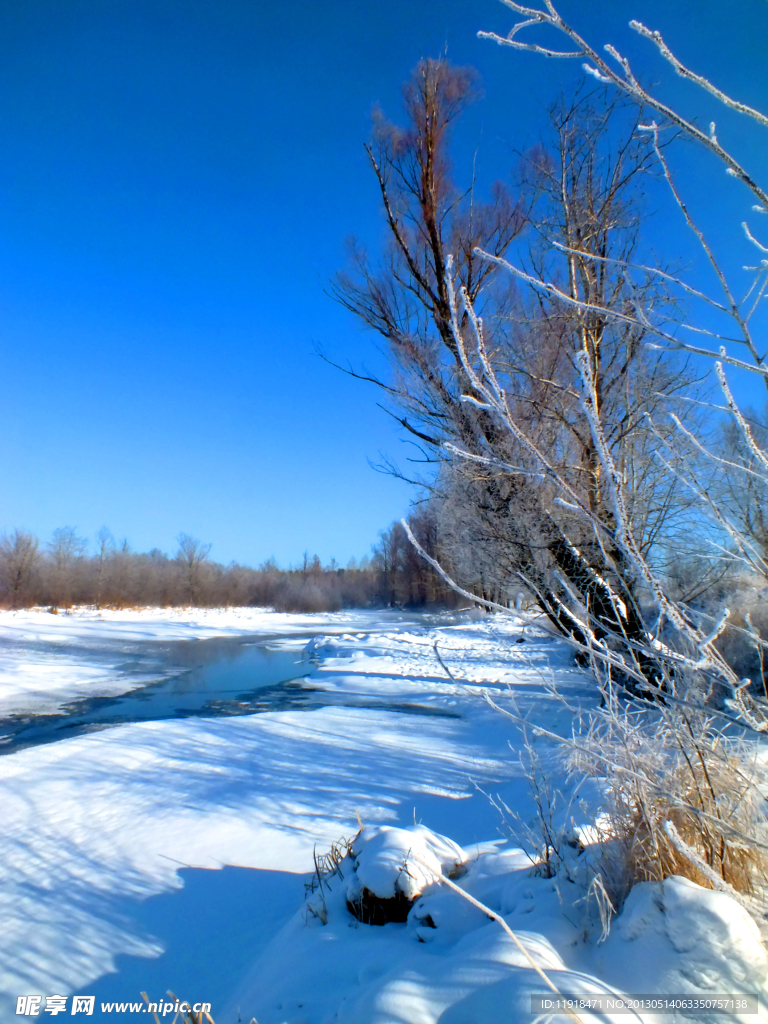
left=233, top=823, right=768, bottom=1024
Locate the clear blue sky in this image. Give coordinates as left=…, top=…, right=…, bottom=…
left=1, top=0, right=766, bottom=566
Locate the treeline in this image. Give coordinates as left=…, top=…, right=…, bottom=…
left=0, top=511, right=463, bottom=612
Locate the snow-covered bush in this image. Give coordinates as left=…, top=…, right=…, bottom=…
left=345, top=825, right=466, bottom=925
left=302, top=825, right=467, bottom=928
left=483, top=675, right=767, bottom=914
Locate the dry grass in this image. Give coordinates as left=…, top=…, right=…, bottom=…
left=606, top=784, right=762, bottom=898
left=571, top=697, right=768, bottom=909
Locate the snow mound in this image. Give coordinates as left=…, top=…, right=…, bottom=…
left=348, top=825, right=465, bottom=902
left=336, top=867, right=768, bottom=1024
left=342, top=825, right=466, bottom=924
left=612, top=875, right=767, bottom=994
left=336, top=918, right=600, bottom=1024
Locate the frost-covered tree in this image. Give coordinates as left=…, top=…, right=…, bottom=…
left=94, top=526, right=114, bottom=609
left=394, top=2, right=768, bottom=898
left=403, top=0, right=768, bottom=702
left=477, top=1, right=768, bottom=380
left=435, top=92, right=701, bottom=640
left=467, top=2, right=768, bottom=606
left=335, top=61, right=697, bottom=664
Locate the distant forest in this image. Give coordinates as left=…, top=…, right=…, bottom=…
left=0, top=509, right=465, bottom=612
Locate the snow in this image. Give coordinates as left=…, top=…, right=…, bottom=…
left=239, top=831, right=767, bottom=1024
left=610, top=877, right=766, bottom=992
left=0, top=609, right=765, bottom=1023
left=0, top=605, right=427, bottom=716
left=0, top=606, right=391, bottom=644
left=347, top=825, right=465, bottom=902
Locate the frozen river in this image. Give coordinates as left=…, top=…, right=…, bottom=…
left=0, top=608, right=467, bottom=754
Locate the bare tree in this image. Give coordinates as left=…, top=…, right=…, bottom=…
left=0, top=530, right=40, bottom=609
left=335, top=62, right=698, bottom=668
left=372, top=509, right=453, bottom=607
left=443, top=92, right=701, bottom=639
left=47, top=527, right=88, bottom=609
left=331, top=57, right=525, bottom=462
left=176, top=533, right=212, bottom=606
left=94, top=526, right=114, bottom=609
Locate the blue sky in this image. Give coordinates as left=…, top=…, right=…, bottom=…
left=1, top=0, right=766, bottom=566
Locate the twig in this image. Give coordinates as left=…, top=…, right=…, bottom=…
left=420, top=862, right=589, bottom=1024
left=434, top=641, right=456, bottom=679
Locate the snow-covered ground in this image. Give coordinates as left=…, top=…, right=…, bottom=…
left=0, top=606, right=400, bottom=645
left=0, top=609, right=765, bottom=1023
